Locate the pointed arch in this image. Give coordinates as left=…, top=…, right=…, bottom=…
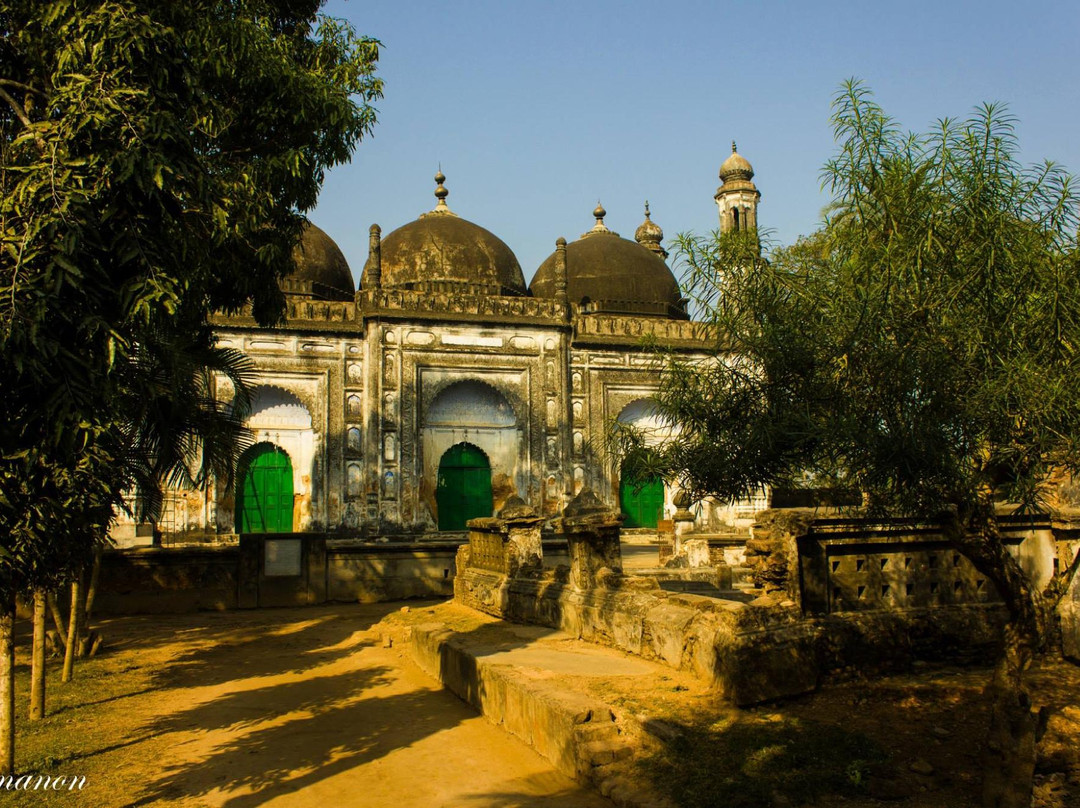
left=425, top=379, right=518, bottom=428
left=616, top=398, right=668, bottom=528
left=436, top=442, right=493, bottom=530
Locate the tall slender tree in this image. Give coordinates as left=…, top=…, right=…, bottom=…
left=613, top=81, right=1080, bottom=808
left=0, top=0, right=381, bottom=773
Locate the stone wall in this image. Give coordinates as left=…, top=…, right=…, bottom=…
left=95, top=530, right=579, bottom=615
left=743, top=510, right=1056, bottom=614
left=457, top=549, right=1007, bottom=706
left=97, top=546, right=241, bottom=614
left=95, top=536, right=475, bottom=613
left=326, top=542, right=459, bottom=603
left=453, top=495, right=1024, bottom=706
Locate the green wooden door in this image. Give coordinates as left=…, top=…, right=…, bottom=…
left=620, top=474, right=664, bottom=528
left=437, top=443, right=493, bottom=531
left=237, top=444, right=294, bottom=533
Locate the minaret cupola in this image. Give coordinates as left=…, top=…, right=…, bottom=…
left=714, top=141, right=761, bottom=234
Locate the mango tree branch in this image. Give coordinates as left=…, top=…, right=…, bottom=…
left=1043, top=539, right=1080, bottom=612
left=0, top=86, right=32, bottom=129
left=0, top=79, right=43, bottom=96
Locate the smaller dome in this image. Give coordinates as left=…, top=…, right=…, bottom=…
left=287, top=222, right=354, bottom=301
left=719, top=141, right=754, bottom=183
left=634, top=201, right=666, bottom=259
left=531, top=204, right=686, bottom=319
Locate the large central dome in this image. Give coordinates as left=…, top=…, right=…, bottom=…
left=363, top=172, right=527, bottom=296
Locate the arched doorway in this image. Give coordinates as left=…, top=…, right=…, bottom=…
left=619, top=474, right=664, bottom=529
left=423, top=380, right=521, bottom=527
left=615, top=399, right=672, bottom=529
left=436, top=443, right=493, bottom=531
left=242, top=385, right=314, bottom=531
left=237, top=443, right=294, bottom=533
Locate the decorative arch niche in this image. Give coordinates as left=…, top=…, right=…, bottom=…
left=420, top=379, right=523, bottom=528
left=615, top=398, right=672, bottom=528
left=241, top=384, right=316, bottom=532
left=424, top=379, right=518, bottom=428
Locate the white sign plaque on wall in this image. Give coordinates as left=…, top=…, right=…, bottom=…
left=264, top=539, right=302, bottom=577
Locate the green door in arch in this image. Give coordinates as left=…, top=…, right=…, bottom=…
left=237, top=444, right=294, bottom=533
left=620, top=474, right=664, bottom=529
left=436, top=443, right=493, bottom=531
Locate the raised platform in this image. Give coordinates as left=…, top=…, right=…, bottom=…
left=396, top=603, right=685, bottom=808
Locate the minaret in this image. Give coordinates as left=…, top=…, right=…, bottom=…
left=554, top=237, right=569, bottom=310
left=362, top=223, right=381, bottom=289
left=714, top=141, right=760, bottom=234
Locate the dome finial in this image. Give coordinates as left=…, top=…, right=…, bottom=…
left=644, top=200, right=651, bottom=220
left=732, top=140, right=737, bottom=154
left=584, top=200, right=615, bottom=237
left=433, top=168, right=450, bottom=213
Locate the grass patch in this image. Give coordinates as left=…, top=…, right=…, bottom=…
left=8, top=653, right=153, bottom=777
left=640, top=715, right=886, bottom=808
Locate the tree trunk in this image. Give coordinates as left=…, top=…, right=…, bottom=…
left=84, top=543, right=102, bottom=625
left=949, top=508, right=1046, bottom=808
left=78, top=545, right=103, bottom=658
left=980, top=637, right=1044, bottom=808
left=0, top=593, right=15, bottom=776
left=29, top=590, right=46, bottom=721
left=61, top=573, right=83, bottom=683
left=47, top=592, right=67, bottom=652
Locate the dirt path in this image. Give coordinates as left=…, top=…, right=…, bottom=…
left=2, top=603, right=609, bottom=808
left=6, top=600, right=1079, bottom=808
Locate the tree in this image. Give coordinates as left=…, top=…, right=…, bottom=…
left=0, top=0, right=381, bottom=774
left=614, top=81, right=1080, bottom=808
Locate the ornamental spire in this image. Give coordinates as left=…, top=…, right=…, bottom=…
left=582, top=200, right=618, bottom=238
left=433, top=168, right=450, bottom=212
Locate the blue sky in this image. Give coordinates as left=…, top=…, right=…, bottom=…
left=314, top=0, right=1080, bottom=287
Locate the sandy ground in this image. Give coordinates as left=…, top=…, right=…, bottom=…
left=1, top=603, right=609, bottom=808
left=384, top=602, right=1080, bottom=808
left=4, top=597, right=1079, bottom=808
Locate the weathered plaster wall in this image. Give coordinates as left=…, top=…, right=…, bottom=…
left=119, top=287, right=713, bottom=543
left=96, top=547, right=240, bottom=614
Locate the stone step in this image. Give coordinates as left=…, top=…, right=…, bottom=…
left=407, top=620, right=674, bottom=808
left=582, top=739, right=635, bottom=766
left=575, top=721, right=620, bottom=743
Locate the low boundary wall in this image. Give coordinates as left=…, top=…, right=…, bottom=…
left=96, top=534, right=569, bottom=614
left=453, top=493, right=1040, bottom=705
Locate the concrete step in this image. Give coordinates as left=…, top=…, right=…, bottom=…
left=407, top=619, right=676, bottom=808
left=583, top=739, right=635, bottom=766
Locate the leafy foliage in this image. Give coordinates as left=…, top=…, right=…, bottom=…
left=0, top=0, right=382, bottom=593
left=615, top=81, right=1080, bottom=523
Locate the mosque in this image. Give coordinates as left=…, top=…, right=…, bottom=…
left=145, top=145, right=764, bottom=540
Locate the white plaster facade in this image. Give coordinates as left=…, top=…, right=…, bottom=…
left=122, top=151, right=764, bottom=540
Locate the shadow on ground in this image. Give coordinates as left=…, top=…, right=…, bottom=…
left=106, top=602, right=590, bottom=808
